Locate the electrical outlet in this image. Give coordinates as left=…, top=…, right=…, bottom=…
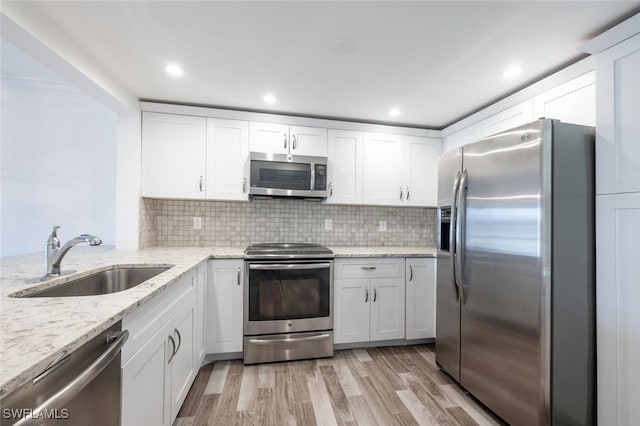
left=324, top=218, right=333, bottom=231
left=193, top=217, right=202, bottom=229
left=379, top=220, right=387, bottom=232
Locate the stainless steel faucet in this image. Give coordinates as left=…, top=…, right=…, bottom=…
left=44, top=225, right=102, bottom=277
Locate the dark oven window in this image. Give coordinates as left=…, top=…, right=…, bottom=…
left=248, top=264, right=330, bottom=321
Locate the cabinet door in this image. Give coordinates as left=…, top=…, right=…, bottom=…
left=596, top=193, right=640, bottom=425
left=142, top=112, right=206, bottom=199
left=326, top=129, right=363, bottom=204
left=363, top=132, right=404, bottom=205
left=405, top=258, right=436, bottom=340
left=169, top=298, right=196, bottom=424
left=195, top=263, right=207, bottom=364
left=249, top=122, right=289, bottom=154
left=289, top=126, right=328, bottom=157
left=532, top=71, right=595, bottom=126
left=334, top=279, right=370, bottom=344
left=206, top=118, right=249, bottom=201
left=121, top=324, right=171, bottom=426
left=483, top=100, right=533, bottom=138
left=370, top=278, right=405, bottom=341
left=596, top=33, right=640, bottom=195
left=206, top=259, right=243, bottom=353
left=403, top=136, right=440, bottom=207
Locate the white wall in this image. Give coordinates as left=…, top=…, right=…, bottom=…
left=0, top=41, right=117, bottom=257
left=115, top=112, right=141, bottom=249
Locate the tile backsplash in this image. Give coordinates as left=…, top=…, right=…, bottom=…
left=140, top=198, right=436, bottom=248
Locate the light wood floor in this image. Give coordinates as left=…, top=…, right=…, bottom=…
left=175, top=345, right=503, bottom=426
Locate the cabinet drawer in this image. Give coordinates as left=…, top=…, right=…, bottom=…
left=122, top=273, right=195, bottom=364
left=335, top=258, right=404, bottom=279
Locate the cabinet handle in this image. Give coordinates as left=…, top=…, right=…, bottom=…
left=199, top=176, right=203, bottom=192
left=329, top=182, right=333, bottom=197
left=283, top=133, right=288, bottom=149
left=168, top=335, right=176, bottom=363
left=409, top=265, right=413, bottom=281
left=242, top=178, right=247, bottom=193
left=364, top=287, right=369, bottom=303
left=237, top=267, right=241, bottom=286
left=406, top=185, right=410, bottom=201
left=361, top=266, right=377, bottom=271
left=292, top=134, right=297, bottom=150
left=373, top=287, right=377, bottom=302
left=399, top=187, right=403, bottom=200
left=174, top=328, right=182, bottom=354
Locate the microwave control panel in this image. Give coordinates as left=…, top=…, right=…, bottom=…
left=314, top=164, right=327, bottom=190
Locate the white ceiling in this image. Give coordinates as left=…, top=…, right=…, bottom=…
left=2, top=1, right=639, bottom=128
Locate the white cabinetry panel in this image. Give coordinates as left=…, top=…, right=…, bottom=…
left=290, top=126, right=328, bottom=157
left=483, top=100, right=533, bottom=137
left=206, top=118, right=249, bottom=201
left=596, top=193, right=640, bottom=425
left=334, top=278, right=371, bottom=344
left=403, top=136, right=439, bottom=206
left=141, top=112, right=206, bottom=199
left=326, top=129, right=363, bottom=204
left=596, top=33, right=640, bottom=195
left=206, top=259, right=243, bottom=353
left=370, top=278, right=405, bottom=341
left=533, top=71, right=595, bottom=126
left=249, top=122, right=289, bottom=154
left=363, top=133, right=404, bottom=205
left=405, top=258, right=436, bottom=340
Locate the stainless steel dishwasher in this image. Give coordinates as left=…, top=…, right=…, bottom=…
left=1, top=322, right=128, bottom=426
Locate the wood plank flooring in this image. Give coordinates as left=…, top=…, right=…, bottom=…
left=176, top=345, right=503, bottom=426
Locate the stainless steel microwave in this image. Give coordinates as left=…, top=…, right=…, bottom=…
left=249, top=152, right=328, bottom=198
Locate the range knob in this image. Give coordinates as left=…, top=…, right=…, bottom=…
left=288, top=321, right=293, bottom=327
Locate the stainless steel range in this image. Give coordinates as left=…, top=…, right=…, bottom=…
left=244, top=243, right=334, bottom=364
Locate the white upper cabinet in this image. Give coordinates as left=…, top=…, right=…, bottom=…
left=250, top=122, right=327, bottom=157
left=326, top=129, right=363, bottom=204
left=142, top=112, right=206, bottom=199
left=205, top=118, right=249, bottom=201
left=403, top=136, right=440, bottom=206
left=363, top=133, right=440, bottom=207
left=483, top=99, right=533, bottom=137
left=595, top=33, right=640, bottom=195
left=533, top=71, right=595, bottom=126
left=363, top=132, right=405, bottom=206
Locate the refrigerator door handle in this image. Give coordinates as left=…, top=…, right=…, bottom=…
left=450, top=171, right=461, bottom=301
left=455, top=169, right=468, bottom=304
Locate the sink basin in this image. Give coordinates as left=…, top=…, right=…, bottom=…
left=20, top=265, right=172, bottom=297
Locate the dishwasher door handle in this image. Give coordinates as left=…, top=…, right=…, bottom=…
left=14, top=330, right=129, bottom=426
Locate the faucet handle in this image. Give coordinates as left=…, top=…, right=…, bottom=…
left=48, top=225, right=61, bottom=249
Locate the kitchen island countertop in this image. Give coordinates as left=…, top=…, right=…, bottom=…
left=0, top=244, right=435, bottom=398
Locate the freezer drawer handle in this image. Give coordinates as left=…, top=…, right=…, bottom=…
left=249, top=333, right=331, bottom=345
left=15, top=330, right=129, bottom=426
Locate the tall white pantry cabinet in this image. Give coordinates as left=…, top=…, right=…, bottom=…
left=581, top=15, right=640, bottom=426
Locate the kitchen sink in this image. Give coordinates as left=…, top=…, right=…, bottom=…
left=19, top=265, right=173, bottom=297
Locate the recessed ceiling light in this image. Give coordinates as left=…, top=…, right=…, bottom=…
left=263, top=94, right=277, bottom=104
left=389, top=108, right=401, bottom=117
left=165, top=63, right=183, bottom=77
left=502, top=65, right=522, bottom=79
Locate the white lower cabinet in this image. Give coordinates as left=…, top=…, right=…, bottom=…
left=405, top=258, right=436, bottom=340
left=194, top=263, right=207, bottom=364
left=206, top=259, right=244, bottom=353
left=334, top=258, right=405, bottom=344
left=121, top=271, right=198, bottom=426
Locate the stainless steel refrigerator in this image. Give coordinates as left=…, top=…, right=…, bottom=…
left=435, top=119, right=595, bottom=426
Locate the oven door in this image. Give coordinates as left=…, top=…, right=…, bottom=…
left=244, top=261, right=333, bottom=335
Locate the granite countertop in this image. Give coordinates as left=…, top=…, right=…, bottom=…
left=0, top=244, right=435, bottom=398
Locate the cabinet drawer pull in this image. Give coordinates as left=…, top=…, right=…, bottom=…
left=242, top=177, right=247, bottom=193
left=237, top=267, right=241, bottom=286
left=329, top=182, right=333, bottom=197
left=361, top=266, right=377, bottom=271
left=406, top=185, right=410, bottom=201
left=168, top=335, right=177, bottom=363
left=399, top=187, right=403, bottom=200
left=292, top=134, right=297, bottom=150
left=373, top=287, right=377, bottom=302
left=365, top=287, right=369, bottom=303
left=283, top=133, right=288, bottom=149
left=409, top=265, right=413, bottom=281
left=174, top=328, right=182, bottom=353
left=199, top=176, right=203, bottom=192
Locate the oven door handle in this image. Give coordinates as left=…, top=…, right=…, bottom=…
left=248, top=333, right=331, bottom=345
left=248, top=263, right=332, bottom=271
